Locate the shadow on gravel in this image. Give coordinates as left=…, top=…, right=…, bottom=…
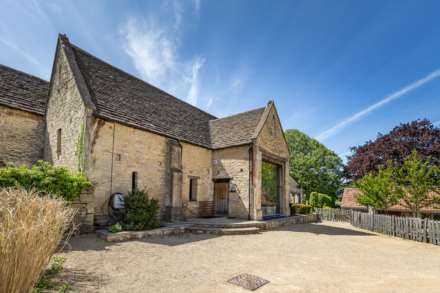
left=276, top=223, right=375, bottom=236
left=67, top=232, right=219, bottom=251
left=140, top=233, right=219, bottom=246
left=51, top=268, right=108, bottom=293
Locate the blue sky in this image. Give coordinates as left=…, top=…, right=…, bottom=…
left=1, top=0, right=440, bottom=160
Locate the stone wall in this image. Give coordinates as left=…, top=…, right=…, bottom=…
left=0, top=106, right=45, bottom=166
left=181, top=142, right=213, bottom=218
left=87, top=119, right=169, bottom=222
left=87, top=118, right=214, bottom=222
left=213, top=145, right=250, bottom=218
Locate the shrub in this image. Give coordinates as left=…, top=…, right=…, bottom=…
left=0, top=161, right=91, bottom=201
left=0, top=188, right=75, bottom=293
left=290, top=203, right=312, bottom=215
left=107, top=222, right=123, bottom=233
left=121, top=189, right=160, bottom=231
left=309, top=191, right=335, bottom=208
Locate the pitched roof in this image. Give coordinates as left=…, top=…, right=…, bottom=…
left=0, top=64, right=48, bottom=115
left=58, top=35, right=273, bottom=149
left=341, top=188, right=440, bottom=213
left=59, top=36, right=217, bottom=148
left=209, top=107, right=266, bottom=149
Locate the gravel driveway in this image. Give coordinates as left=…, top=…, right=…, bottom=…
left=60, top=221, right=440, bottom=293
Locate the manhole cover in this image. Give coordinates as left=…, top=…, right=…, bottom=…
left=228, top=273, right=269, bottom=291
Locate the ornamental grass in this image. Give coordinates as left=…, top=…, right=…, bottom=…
left=0, top=188, right=75, bottom=293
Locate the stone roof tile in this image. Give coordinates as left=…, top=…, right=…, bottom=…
left=0, top=64, right=48, bottom=115
left=209, top=107, right=265, bottom=149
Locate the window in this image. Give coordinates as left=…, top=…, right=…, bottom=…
left=189, top=178, right=198, bottom=201
left=132, top=172, right=138, bottom=192
left=56, top=128, right=62, bottom=158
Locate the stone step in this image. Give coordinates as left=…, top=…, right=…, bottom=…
left=190, top=222, right=267, bottom=229
left=186, top=226, right=261, bottom=235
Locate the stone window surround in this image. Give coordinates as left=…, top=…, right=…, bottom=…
left=188, top=175, right=199, bottom=202
left=259, top=149, right=289, bottom=218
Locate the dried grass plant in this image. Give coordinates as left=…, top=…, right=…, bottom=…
left=0, top=188, right=75, bottom=293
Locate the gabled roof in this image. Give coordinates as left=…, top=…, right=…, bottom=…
left=56, top=35, right=280, bottom=150
left=209, top=107, right=266, bottom=149
left=0, top=64, right=48, bottom=115
left=59, top=35, right=216, bottom=148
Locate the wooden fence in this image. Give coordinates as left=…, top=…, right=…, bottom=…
left=314, top=208, right=351, bottom=222
left=315, top=208, right=440, bottom=245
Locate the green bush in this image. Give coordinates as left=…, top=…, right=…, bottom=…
left=290, top=203, right=312, bottom=215
left=0, top=161, right=91, bottom=201
left=121, top=189, right=160, bottom=231
left=107, top=223, right=123, bottom=233
left=309, top=191, right=335, bottom=208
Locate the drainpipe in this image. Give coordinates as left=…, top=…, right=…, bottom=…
left=109, top=122, right=116, bottom=196
left=248, top=144, right=253, bottom=220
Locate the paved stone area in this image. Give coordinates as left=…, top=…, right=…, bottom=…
left=61, top=221, right=440, bottom=293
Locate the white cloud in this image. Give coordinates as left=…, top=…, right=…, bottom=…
left=205, top=97, right=214, bottom=109
left=0, top=38, right=45, bottom=74
left=194, top=0, right=201, bottom=15
left=187, top=57, right=205, bottom=105
left=120, top=3, right=205, bottom=107
left=315, top=69, right=440, bottom=141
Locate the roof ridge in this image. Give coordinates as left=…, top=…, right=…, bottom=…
left=0, top=64, right=49, bottom=84
left=69, top=43, right=217, bottom=119
left=210, top=106, right=266, bottom=122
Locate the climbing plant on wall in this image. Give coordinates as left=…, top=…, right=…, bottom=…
left=75, top=123, right=86, bottom=173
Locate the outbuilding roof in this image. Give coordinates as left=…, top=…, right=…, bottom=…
left=341, top=187, right=440, bottom=213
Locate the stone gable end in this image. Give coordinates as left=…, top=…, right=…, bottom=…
left=256, top=106, right=289, bottom=158
left=45, top=44, right=89, bottom=171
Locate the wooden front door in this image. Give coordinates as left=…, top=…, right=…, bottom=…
left=214, top=181, right=229, bottom=214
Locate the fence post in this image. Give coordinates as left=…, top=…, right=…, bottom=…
left=423, top=218, right=428, bottom=243
left=391, top=216, right=396, bottom=236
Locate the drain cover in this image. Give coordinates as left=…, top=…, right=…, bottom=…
left=228, top=273, right=269, bottom=291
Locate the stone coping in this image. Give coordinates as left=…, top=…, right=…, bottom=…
left=96, top=226, right=186, bottom=242
left=97, top=214, right=319, bottom=242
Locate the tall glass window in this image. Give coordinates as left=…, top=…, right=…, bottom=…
left=261, top=161, right=281, bottom=218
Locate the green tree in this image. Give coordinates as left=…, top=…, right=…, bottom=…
left=393, top=150, right=440, bottom=217
left=355, top=166, right=399, bottom=212
left=285, top=129, right=344, bottom=199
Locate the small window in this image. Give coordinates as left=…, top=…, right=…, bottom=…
left=132, top=172, right=138, bottom=192
left=189, top=178, right=198, bottom=201
left=56, top=128, right=62, bottom=158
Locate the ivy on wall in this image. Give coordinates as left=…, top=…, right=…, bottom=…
left=75, top=123, right=86, bottom=173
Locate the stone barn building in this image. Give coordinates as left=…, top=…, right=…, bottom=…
left=0, top=64, right=48, bottom=167
left=0, top=34, right=291, bottom=228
